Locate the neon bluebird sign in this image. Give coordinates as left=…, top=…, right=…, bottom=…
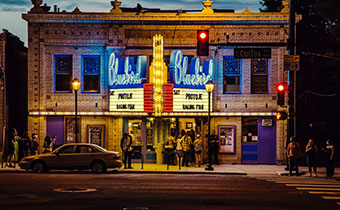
left=108, top=52, right=147, bottom=88
left=169, top=50, right=214, bottom=88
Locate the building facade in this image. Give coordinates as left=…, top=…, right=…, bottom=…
left=23, top=0, right=300, bottom=164
left=0, top=29, right=27, bottom=153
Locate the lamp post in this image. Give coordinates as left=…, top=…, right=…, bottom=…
left=72, top=78, right=80, bottom=143
left=205, top=80, right=215, bottom=171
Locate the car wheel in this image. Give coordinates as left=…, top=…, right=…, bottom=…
left=31, top=160, right=48, bottom=173
left=91, top=160, right=107, bottom=174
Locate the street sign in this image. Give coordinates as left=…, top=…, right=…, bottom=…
left=284, top=55, right=300, bottom=71
left=234, top=48, right=271, bottom=59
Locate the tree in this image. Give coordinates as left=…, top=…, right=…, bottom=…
left=260, top=0, right=283, bottom=12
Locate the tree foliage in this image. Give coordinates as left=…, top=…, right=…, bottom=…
left=259, top=0, right=283, bottom=12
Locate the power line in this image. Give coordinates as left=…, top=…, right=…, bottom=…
left=300, top=51, right=340, bottom=61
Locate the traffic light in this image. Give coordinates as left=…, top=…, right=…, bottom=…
left=276, top=111, right=287, bottom=120
left=197, top=30, right=209, bottom=56
left=276, top=83, right=286, bottom=106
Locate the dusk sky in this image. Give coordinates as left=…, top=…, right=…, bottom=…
left=0, top=0, right=262, bottom=46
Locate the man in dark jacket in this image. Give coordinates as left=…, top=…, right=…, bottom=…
left=209, top=130, right=219, bottom=165
left=121, top=133, right=133, bottom=169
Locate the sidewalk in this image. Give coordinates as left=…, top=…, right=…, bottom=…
left=1, top=163, right=340, bottom=177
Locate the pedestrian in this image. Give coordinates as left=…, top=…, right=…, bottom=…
left=43, top=136, right=53, bottom=153
left=121, top=132, right=133, bottom=169
left=305, top=139, right=318, bottom=177
left=4, top=128, right=17, bottom=167
left=166, top=134, right=176, bottom=165
left=175, top=130, right=185, bottom=167
left=287, top=136, right=301, bottom=176
left=30, top=133, right=39, bottom=155
left=182, top=130, right=192, bottom=167
left=209, top=129, right=219, bottom=165
left=21, top=131, right=30, bottom=158
left=322, top=139, right=335, bottom=177
left=51, top=136, right=57, bottom=151
left=190, top=129, right=196, bottom=164
left=194, top=134, right=203, bottom=167
left=13, top=132, right=20, bottom=163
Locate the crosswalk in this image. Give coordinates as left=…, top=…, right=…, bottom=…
left=253, top=176, right=340, bottom=206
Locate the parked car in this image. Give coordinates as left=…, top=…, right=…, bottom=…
left=19, top=143, right=122, bottom=173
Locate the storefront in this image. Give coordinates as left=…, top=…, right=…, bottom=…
left=24, top=0, right=298, bottom=165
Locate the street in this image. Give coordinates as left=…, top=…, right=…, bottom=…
left=0, top=172, right=339, bottom=210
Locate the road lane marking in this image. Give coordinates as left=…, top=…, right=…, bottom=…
left=286, top=184, right=340, bottom=188
left=309, top=191, right=340, bottom=195
left=322, top=196, right=340, bottom=200
left=296, top=187, right=340, bottom=191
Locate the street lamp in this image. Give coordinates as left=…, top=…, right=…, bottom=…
left=72, top=78, right=80, bottom=143
left=205, top=80, right=215, bottom=171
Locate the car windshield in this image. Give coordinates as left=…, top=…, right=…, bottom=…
left=92, top=144, right=107, bottom=152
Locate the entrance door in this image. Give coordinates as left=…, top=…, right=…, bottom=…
left=258, top=119, right=276, bottom=164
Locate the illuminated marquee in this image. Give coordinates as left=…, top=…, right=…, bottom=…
left=109, top=88, right=144, bottom=112
left=173, top=88, right=212, bottom=112
left=169, top=50, right=213, bottom=88
left=108, top=52, right=147, bottom=88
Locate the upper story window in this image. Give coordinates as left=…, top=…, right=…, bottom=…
left=82, top=55, right=100, bottom=93
left=223, top=56, right=241, bottom=94
left=54, top=55, right=72, bottom=92
left=251, top=59, right=269, bottom=94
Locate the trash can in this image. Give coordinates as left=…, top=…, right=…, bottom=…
left=156, top=144, right=164, bottom=164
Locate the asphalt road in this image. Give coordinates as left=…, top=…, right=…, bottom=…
left=0, top=172, right=339, bottom=210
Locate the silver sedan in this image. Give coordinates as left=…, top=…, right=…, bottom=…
left=19, top=143, right=122, bottom=173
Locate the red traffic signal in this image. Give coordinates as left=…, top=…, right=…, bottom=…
left=276, top=83, right=286, bottom=106
left=276, top=111, right=287, bottom=120
left=276, top=83, right=286, bottom=92
left=197, top=30, right=209, bottom=56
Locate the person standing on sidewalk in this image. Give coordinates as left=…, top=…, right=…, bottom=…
left=209, top=130, right=219, bottom=165
left=30, top=133, right=39, bottom=155
left=305, top=139, right=318, bottom=177
left=194, top=134, right=203, bottom=167
left=121, top=133, right=133, bottom=169
left=287, top=136, right=301, bottom=176
left=176, top=130, right=185, bottom=167
left=322, top=139, right=335, bottom=177
left=182, top=131, right=192, bottom=167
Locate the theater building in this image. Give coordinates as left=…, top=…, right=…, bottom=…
left=23, top=0, right=300, bottom=164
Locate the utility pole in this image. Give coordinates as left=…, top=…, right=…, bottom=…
left=287, top=0, right=296, bottom=141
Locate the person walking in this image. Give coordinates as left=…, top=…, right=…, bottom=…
left=209, top=130, right=219, bottom=165
left=287, top=136, right=301, bottom=176
left=30, top=133, right=39, bottom=155
left=194, top=134, right=203, bottom=167
left=305, top=139, right=318, bottom=177
left=182, top=131, right=192, bottom=167
left=121, top=132, right=133, bottom=169
left=323, top=139, right=335, bottom=177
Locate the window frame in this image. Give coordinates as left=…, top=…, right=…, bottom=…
left=251, top=58, right=269, bottom=94
left=54, top=54, right=73, bottom=93
left=81, top=55, right=101, bottom=93
left=223, top=56, right=242, bottom=94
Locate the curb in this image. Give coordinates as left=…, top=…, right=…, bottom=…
left=0, top=168, right=246, bottom=175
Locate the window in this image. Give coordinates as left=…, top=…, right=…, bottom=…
left=251, top=59, right=269, bottom=94
left=242, top=117, right=258, bottom=143
left=223, top=57, right=241, bottom=93
left=82, top=55, right=100, bottom=92
left=77, top=146, right=94, bottom=153
left=58, top=145, right=75, bottom=154
left=54, top=55, right=72, bottom=92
